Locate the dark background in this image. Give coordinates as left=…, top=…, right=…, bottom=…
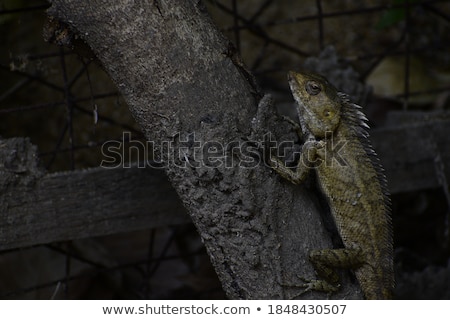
left=0, top=0, right=449, bottom=299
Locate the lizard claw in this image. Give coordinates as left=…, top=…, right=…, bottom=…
left=280, top=275, right=340, bottom=299
left=316, top=140, right=326, bottom=149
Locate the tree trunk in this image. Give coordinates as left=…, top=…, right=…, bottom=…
left=46, top=0, right=361, bottom=299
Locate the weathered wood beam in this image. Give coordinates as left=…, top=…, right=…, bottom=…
left=0, top=137, right=189, bottom=251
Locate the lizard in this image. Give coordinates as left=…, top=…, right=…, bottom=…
left=268, top=71, right=394, bottom=299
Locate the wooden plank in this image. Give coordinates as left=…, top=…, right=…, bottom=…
left=0, top=138, right=189, bottom=251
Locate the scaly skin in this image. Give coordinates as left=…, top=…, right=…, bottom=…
left=270, top=71, right=393, bottom=299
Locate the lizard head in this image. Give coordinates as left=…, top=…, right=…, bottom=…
left=287, top=71, right=341, bottom=139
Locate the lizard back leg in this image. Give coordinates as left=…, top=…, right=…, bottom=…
left=283, top=247, right=365, bottom=298
left=306, top=247, right=365, bottom=293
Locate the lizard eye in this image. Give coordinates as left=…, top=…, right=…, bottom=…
left=323, top=109, right=332, bottom=118
left=305, top=81, right=321, bottom=95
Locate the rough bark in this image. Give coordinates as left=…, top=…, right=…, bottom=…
left=45, top=0, right=361, bottom=299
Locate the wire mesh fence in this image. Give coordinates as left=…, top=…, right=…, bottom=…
left=1, top=0, right=449, bottom=299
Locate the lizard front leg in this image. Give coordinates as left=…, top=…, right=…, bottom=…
left=268, top=139, right=324, bottom=185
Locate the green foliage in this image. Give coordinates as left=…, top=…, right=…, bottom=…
left=376, top=0, right=418, bottom=29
